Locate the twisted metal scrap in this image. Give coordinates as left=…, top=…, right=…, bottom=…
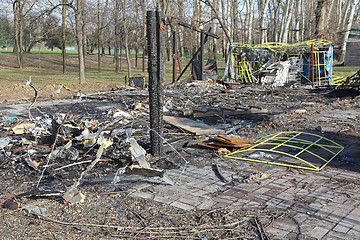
left=26, top=77, right=38, bottom=121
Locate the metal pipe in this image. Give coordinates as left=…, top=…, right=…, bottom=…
left=311, top=44, right=314, bottom=88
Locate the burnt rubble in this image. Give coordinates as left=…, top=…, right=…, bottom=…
left=0, top=80, right=359, bottom=239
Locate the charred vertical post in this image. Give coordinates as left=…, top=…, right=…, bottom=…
left=147, top=10, right=164, bottom=156
left=200, top=31, right=205, bottom=80
left=172, top=31, right=177, bottom=83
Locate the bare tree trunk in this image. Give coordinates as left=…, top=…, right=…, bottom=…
left=280, top=0, right=294, bottom=43
left=259, top=0, right=271, bottom=43
left=166, top=28, right=171, bottom=61
left=336, top=0, right=342, bottom=27
left=212, top=0, right=218, bottom=59
left=340, top=0, right=351, bottom=28
left=232, top=0, right=238, bottom=42
left=81, top=3, right=87, bottom=58
left=97, top=0, right=101, bottom=72
left=122, top=0, right=131, bottom=78
left=245, top=0, right=255, bottom=44
left=326, top=0, right=335, bottom=25
left=77, top=0, right=85, bottom=83
left=272, top=0, right=281, bottom=42
left=62, top=0, right=67, bottom=74
left=301, top=0, right=306, bottom=40
left=340, top=0, right=360, bottom=62
left=221, top=0, right=226, bottom=57
left=141, top=0, right=146, bottom=72
left=135, top=48, right=138, bottom=68
left=355, top=6, right=360, bottom=22
left=114, top=0, right=120, bottom=73
left=177, top=0, right=185, bottom=57
left=293, top=0, right=302, bottom=42
left=100, top=0, right=109, bottom=55
left=12, top=0, right=38, bottom=69
left=19, top=10, right=24, bottom=69
left=142, top=47, right=145, bottom=72
left=120, top=45, right=122, bottom=70
left=314, top=0, right=330, bottom=38
left=202, top=0, right=231, bottom=43
left=13, top=1, right=21, bottom=68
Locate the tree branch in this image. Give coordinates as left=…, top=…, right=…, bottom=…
left=200, top=0, right=231, bottom=43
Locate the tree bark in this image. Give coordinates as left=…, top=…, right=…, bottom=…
left=340, top=0, right=360, bottom=62
left=97, top=0, right=101, bottom=72
left=122, top=0, right=131, bottom=78
left=13, top=0, right=21, bottom=68
left=62, top=0, right=67, bottom=74
left=259, top=0, right=271, bottom=43
left=212, top=0, right=218, bottom=59
left=140, top=0, right=146, bottom=72
left=114, top=0, right=120, bottom=73
left=326, top=0, right=335, bottom=26
left=220, top=0, right=226, bottom=57
left=245, top=0, right=255, bottom=44
left=314, top=0, right=330, bottom=38
left=340, top=0, right=351, bottom=29
left=272, top=0, right=281, bottom=42
left=19, top=5, right=24, bottom=69
left=100, top=0, right=109, bottom=56
left=232, top=0, right=238, bottom=42
left=76, top=0, right=85, bottom=83
left=280, top=0, right=294, bottom=43
left=294, top=0, right=302, bottom=42
left=81, top=2, right=87, bottom=57
left=135, top=48, right=138, bottom=68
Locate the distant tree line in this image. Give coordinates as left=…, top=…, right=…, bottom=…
left=0, top=0, right=359, bottom=83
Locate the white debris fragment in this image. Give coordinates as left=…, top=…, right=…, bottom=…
left=260, top=60, right=291, bottom=88
left=247, top=151, right=274, bottom=160
left=113, top=110, right=132, bottom=119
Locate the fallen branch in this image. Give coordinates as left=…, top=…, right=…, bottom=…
left=54, top=158, right=113, bottom=171
left=5, top=120, right=24, bottom=134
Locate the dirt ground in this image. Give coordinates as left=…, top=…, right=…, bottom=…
left=0, top=54, right=359, bottom=239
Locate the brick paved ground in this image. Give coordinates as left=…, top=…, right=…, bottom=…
left=123, top=161, right=360, bottom=239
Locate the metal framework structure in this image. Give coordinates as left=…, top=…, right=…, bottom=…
left=223, top=39, right=339, bottom=87
left=225, top=131, right=344, bottom=171
left=177, top=23, right=219, bottom=81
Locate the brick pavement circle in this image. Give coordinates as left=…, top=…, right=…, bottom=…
left=123, top=164, right=360, bottom=239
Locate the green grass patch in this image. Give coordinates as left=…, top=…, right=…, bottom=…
left=333, top=65, right=360, bottom=78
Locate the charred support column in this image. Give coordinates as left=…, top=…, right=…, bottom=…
left=147, top=10, right=164, bottom=156
left=200, top=31, right=205, bottom=81
left=172, top=31, right=177, bottom=83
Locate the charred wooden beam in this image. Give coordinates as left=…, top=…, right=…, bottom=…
left=147, top=10, right=164, bottom=156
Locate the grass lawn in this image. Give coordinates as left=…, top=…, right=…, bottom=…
left=0, top=50, right=358, bottom=103
left=0, top=51, right=209, bottom=102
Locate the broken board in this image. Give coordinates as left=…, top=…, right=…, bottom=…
left=163, top=116, right=224, bottom=135
left=192, top=108, right=268, bottom=118
left=198, top=135, right=255, bottom=149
